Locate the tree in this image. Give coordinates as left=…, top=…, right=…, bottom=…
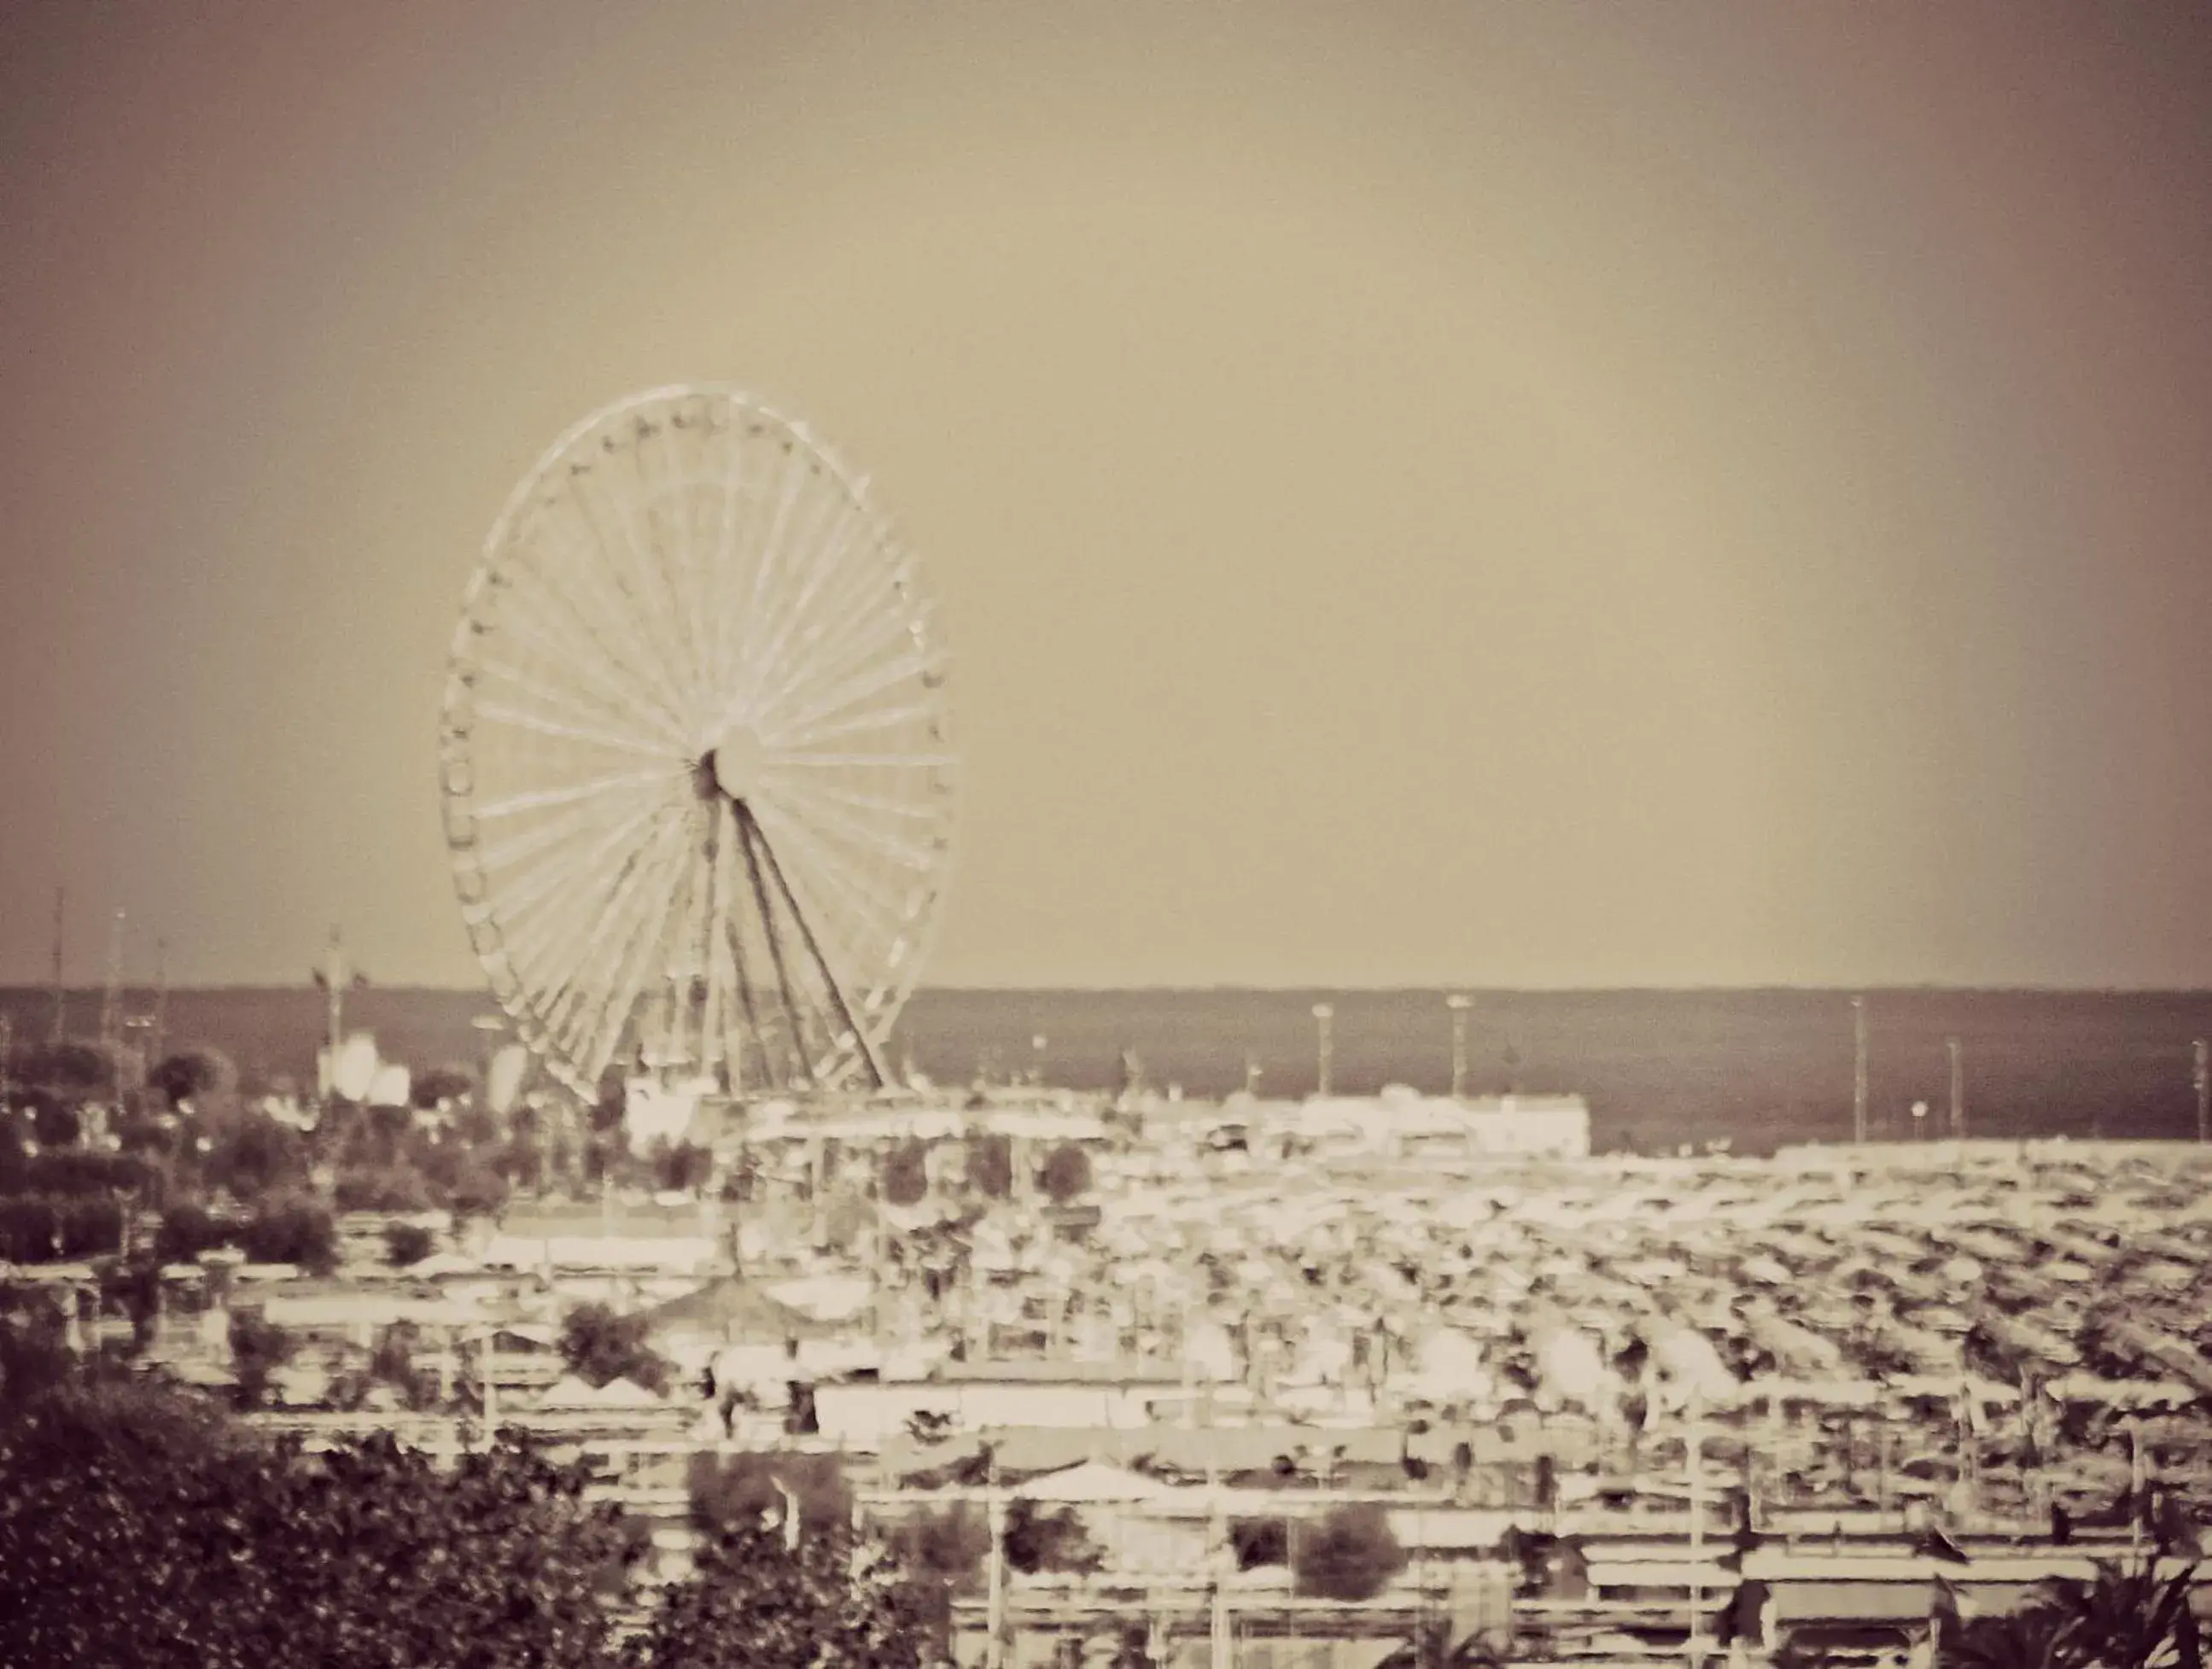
left=1040, top=1141, right=1092, bottom=1204
left=154, top=1199, right=231, bottom=1264
left=1001, top=1497, right=1104, bottom=1575
left=968, top=1133, right=1012, bottom=1199
left=383, top=1219, right=435, bottom=1267
left=1293, top=1502, right=1407, bottom=1602
left=227, top=1309, right=295, bottom=1410
left=557, top=1300, right=670, bottom=1392
left=238, top=1194, right=339, bottom=1274
left=624, top=1521, right=935, bottom=1669
left=881, top=1138, right=930, bottom=1208
left=689, top=1449, right=855, bottom=1540
left=411, top=1066, right=476, bottom=1111
left=0, top=1357, right=645, bottom=1669
left=334, top=1163, right=435, bottom=1213
left=149, top=1046, right=238, bottom=1108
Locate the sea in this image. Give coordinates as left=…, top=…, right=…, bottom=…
left=8, top=986, right=2211, bottom=1157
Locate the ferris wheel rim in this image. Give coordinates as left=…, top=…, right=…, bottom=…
left=438, top=383, right=960, bottom=1101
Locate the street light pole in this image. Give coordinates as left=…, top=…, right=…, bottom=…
left=1310, top=1003, right=1334, bottom=1100
left=1947, top=1037, right=1964, bottom=1141
left=2195, top=1040, right=2208, bottom=1144
left=1447, top=994, right=1472, bottom=1101
left=1852, top=995, right=1868, bottom=1145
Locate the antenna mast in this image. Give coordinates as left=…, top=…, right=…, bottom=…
left=49, top=886, right=66, bottom=1044
left=100, top=908, right=127, bottom=1055
left=149, top=938, right=169, bottom=1069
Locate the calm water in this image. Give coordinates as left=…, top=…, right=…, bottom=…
left=9, top=986, right=2211, bottom=1155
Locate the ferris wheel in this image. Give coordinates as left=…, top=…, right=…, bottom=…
left=438, top=386, right=957, bottom=1101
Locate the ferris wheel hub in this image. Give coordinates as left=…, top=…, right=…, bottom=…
left=704, top=727, right=768, bottom=803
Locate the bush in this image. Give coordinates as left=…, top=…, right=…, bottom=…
left=15, top=1151, right=155, bottom=1200
left=1001, top=1497, right=1103, bottom=1575
left=0, top=1194, right=124, bottom=1262
left=880, top=1139, right=929, bottom=1208
left=1293, top=1501, right=1406, bottom=1602
left=968, top=1135, right=1012, bottom=1199
left=383, top=1221, right=435, bottom=1267
left=333, top=1164, right=433, bottom=1214
left=155, top=1201, right=233, bottom=1265
left=149, top=1047, right=237, bottom=1108
left=204, top=1115, right=308, bottom=1203
left=1039, top=1141, right=1092, bottom=1205
left=652, top=1141, right=712, bottom=1195
left=411, top=1067, right=476, bottom=1111
left=558, top=1302, right=670, bottom=1393
left=228, top=1309, right=295, bottom=1409
left=1232, top=1517, right=1289, bottom=1569
left=237, top=1196, right=338, bottom=1275
left=687, top=1450, right=855, bottom=1538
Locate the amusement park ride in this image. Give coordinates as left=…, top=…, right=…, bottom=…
left=438, top=388, right=959, bottom=1129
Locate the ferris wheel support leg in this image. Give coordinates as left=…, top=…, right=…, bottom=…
left=739, top=802, right=891, bottom=1091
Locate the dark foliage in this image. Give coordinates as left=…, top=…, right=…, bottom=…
left=1039, top=1141, right=1092, bottom=1205
left=1001, top=1497, right=1104, bottom=1575
left=149, top=1046, right=238, bottom=1107
left=155, top=1199, right=233, bottom=1264
left=687, top=1449, right=855, bottom=1538
left=624, top=1522, right=933, bottom=1669
left=383, top=1219, right=435, bottom=1266
left=0, top=1192, right=124, bottom=1261
left=968, top=1133, right=1013, bottom=1199
left=881, top=1138, right=930, bottom=1207
left=227, top=1308, right=295, bottom=1409
left=236, top=1194, right=339, bottom=1274
left=558, top=1301, right=671, bottom=1392
left=411, top=1066, right=476, bottom=1110
left=334, top=1163, right=435, bottom=1213
left=1293, top=1501, right=1407, bottom=1602
left=1232, top=1516, right=1290, bottom=1569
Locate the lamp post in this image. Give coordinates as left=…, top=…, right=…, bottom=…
left=1447, top=994, right=1472, bottom=1101
left=1946, top=1037, right=1964, bottom=1141
left=1852, top=995, right=1868, bottom=1145
left=2194, top=1040, right=2207, bottom=1144
left=1310, top=1003, right=1334, bottom=1100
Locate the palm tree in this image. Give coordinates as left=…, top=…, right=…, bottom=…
left=2034, top=1558, right=2199, bottom=1669
left=1942, top=1605, right=2072, bottom=1669
left=1932, top=1558, right=2200, bottom=1669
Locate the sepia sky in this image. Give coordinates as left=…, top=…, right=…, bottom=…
left=3, top=2, right=2210, bottom=991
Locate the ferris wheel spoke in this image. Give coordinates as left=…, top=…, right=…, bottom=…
left=741, top=537, right=909, bottom=726
left=539, top=809, right=692, bottom=1063
left=764, top=750, right=959, bottom=771
left=762, top=773, right=945, bottom=873
left=617, top=423, right=713, bottom=710
left=743, top=802, right=890, bottom=1088
left=735, top=804, right=817, bottom=1086
left=750, top=798, right=911, bottom=957
left=762, top=778, right=952, bottom=826
left=473, top=791, right=648, bottom=878
left=580, top=818, right=696, bottom=1087
left=492, top=575, right=692, bottom=744
left=767, top=696, right=945, bottom=756
left=535, top=498, right=701, bottom=735
left=761, top=633, right=944, bottom=743
left=471, top=763, right=691, bottom=823
left=488, top=798, right=675, bottom=965
left=473, top=700, right=692, bottom=762
left=698, top=797, right=740, bottom=1077
left=475, top=651, right=691, bottom=759
left=753, top=574, right=931, bottom=732
left=509, top=504, right=698, bottom=710
left=725, top=440, right=834, bottom=718
left=730, top=493, right=878, bottom=720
